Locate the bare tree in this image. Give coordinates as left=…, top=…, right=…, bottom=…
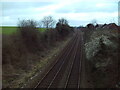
left=18, top=19, right=38, bottom=30
left=56, top=18, right=72, bottom=36
left=58, top=18, right=68, bottom=25
left=41, top=16, right=56, bottom=29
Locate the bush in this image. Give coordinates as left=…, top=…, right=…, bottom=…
left=84, top=28, right=120, bottom=88
left=18, top=20, right=41, bottom=52
left=56, top=21, right=73, bottom=37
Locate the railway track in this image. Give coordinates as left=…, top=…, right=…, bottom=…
left=34, top=30, right=82, bottom=89
left=65, top=31, right=82, bottom=88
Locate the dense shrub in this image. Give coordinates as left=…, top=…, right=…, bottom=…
left=18, top=20, right=41, bottom=52
left=84, top=28, right=120, bottom=88
left=56, top=21, right=74, bottom=37
left=3, top=19, right=74, bottom=71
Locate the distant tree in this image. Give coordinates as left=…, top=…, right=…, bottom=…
left=87, top=23, right=94, bottom=29
left=18, top=19, right=38, bottom=29
left=56, top=18, right=73, bottom=36
left=58, top=18, right=68, bottom=25
left=41, top=16, right=56, bottom=29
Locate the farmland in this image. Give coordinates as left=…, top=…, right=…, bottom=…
left=1, top=26, right=45, bottom=35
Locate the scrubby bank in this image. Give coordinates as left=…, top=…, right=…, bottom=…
left=84, top=27, right=120, bottom=88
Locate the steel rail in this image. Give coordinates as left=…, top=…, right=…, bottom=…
left=64, top=30, right=81, bottom=88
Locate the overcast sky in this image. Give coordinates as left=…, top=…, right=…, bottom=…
left=0, top=0, right=119, bottom=26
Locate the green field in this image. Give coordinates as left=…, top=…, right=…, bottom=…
left=1, top=26, right=45, bottom=35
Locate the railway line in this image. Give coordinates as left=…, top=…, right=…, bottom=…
left=34, top=29, right=83, bottom=89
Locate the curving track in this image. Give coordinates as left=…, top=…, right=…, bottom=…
left=34, top=29, right=83, bottom=89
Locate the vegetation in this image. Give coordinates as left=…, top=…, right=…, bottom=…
left=2, top=17, right=74, bottom=88
left=56, top=18, right=74, bottom=37
left=41, top=16, right=56, bottom=29
left=83, top=23, right=120, bottom=88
